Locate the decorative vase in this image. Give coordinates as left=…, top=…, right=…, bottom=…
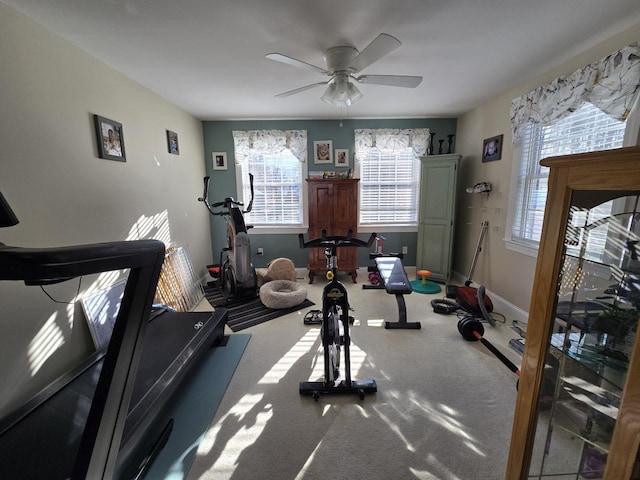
left=447, top=134, right=455, bottom=154
left=438, top=139, right=444, bottom=155
left=428, top=132, right=435, bottom=155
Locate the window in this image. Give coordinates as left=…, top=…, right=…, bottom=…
left=233, top=130, right=307, bottom=233
left=355, top=129, right=427, bottom=230
left=236, top=151, right=306, bottom=230
left=508, top=102, right=626, bottom=255
left=359, top=148, right=420, bottom=227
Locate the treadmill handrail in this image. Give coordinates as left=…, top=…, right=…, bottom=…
left=0, top=239, right=166, bottom=480
left=0, top=240, right=165, bottom=282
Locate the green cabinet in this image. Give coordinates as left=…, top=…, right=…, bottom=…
left=415, top=154, right=461, bottom=283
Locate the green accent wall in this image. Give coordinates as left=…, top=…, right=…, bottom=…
left=202, top=118, right=457, bottom=270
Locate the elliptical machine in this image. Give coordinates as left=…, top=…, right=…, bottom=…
left=198, top=174, right=257, bottom=301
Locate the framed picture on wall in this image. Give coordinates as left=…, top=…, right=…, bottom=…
left=212, top=151, right=227, bottom=170
left=482, top=134, right=503, bottom=162
left=94, top=114, right=126, bottom=162
left=313, top=140, right=333, bottom=164
left=167, top=130, right=179, bottom=155
left=335, top=149, right=349, bottom=167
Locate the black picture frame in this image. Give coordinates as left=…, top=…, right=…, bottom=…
left=212, top=152, right=227, bottom=170
left=167, top=130, right=179, bottom=155
left=482, top=134, right=503, bottom=162
left=94, top=115, right=126, bottom=162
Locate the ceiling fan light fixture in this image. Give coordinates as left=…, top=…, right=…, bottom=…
left=346, top=82, right=363, bottom=104
left=321, top=78, right=362, bottom=107
left=268, top=33, right=419, bottom=107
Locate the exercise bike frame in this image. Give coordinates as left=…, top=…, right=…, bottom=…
left=198, top=174, right=257, bottom=300
left=299, top=230, right=377, bottom=400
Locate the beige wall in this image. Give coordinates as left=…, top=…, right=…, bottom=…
left=0, top=5, right=212, bottom=416
left=454, top=22, right=640, bottom=318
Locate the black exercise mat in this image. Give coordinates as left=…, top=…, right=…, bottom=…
left=204, top=281, right=259, bottom=308
left=204, top=284, right=314, bottom=332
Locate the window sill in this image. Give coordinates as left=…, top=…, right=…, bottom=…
left=249, top=225, right=418, bottom=235
left=359, top=225, right=418, bottom=234
left=504, top=237, right=538, bottom=258
left=249, top=226, right=308, bottom=235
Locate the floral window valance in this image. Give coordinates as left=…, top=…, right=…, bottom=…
left=510, top=42, right=640, bottom=145
left=232, top=130, right=307, bottom=164
left=354, top=128, right=429, bottom=160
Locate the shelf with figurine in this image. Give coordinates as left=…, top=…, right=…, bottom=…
left=308, top=168, right=355, bottom=180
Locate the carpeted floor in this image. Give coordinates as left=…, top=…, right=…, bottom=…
left=203, top=284, right=315, bottom=332
left=185, top=267, right=523, bottom=480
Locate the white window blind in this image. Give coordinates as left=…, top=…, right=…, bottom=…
left=512, top=102, right=625, bottom=248
left=237, top=151, right=304, bottom=227
left=359, top=147, right=420, bottom=226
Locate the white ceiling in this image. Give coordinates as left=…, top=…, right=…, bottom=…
left=4, top=0, right=640, bottom=121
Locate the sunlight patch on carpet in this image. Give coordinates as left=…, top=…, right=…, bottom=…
left=196, top=393, right=267, bottom=458
left=463, top=440, right=485, bottom=456
left=374, top=406, right=417, bottom=452
left=197, top=400, right=274, bottom=477
left=294, top=441, right=322, bottom=480
left=406, top=395, right=483, bottom=452
left=409, top=464, right=450, bottom=480
left=258, top=328, right=319, bottom=385
left=196, top=327, right=333, bottom=476
left=366, top=318, right=385, bottom=327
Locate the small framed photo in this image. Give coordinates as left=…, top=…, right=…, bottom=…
left=94, top=115, right=126, bottom=162
left=313, top=140, right=333, bottom=164
left=482, top=134, right=503, bottom=162
left=167, top=130, right=179, bottom=155
left=335, top=149, right=349, bottom=167
left=212, top=152, right=228, bottom=170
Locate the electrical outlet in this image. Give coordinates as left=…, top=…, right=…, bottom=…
left=402, top=246, right=408, bottom=254
left=257, top=247, right=264, bottom=255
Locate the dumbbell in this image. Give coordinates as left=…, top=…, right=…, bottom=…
left=457, top=316, right=521, bottom=379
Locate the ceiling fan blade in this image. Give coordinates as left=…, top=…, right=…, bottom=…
left=347, top=33, right=402, bottom=72
left=266, top=53, right=330, bottom=75
left=275, top=81, right=329, bottom=98
left=355, top=75, right=423, bottom=88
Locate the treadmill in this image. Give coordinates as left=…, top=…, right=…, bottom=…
left=0, top=191, right=228, bottom=479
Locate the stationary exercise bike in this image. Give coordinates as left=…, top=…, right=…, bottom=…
left=198, top=174, right=257, bottom=301
left=298, top=230, right=378, bottom=401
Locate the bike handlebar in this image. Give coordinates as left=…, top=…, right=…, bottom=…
left=299, top=230, right=376, bottom=250
left=198, top=174, right=254, bottom=216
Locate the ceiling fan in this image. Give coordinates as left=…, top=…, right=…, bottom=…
left=266, top=33, right=423, bottom=107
